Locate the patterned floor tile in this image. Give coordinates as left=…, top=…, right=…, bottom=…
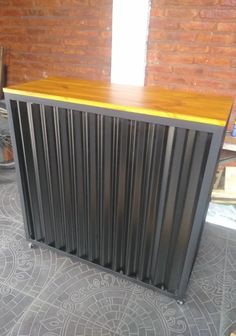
left=0, top=217, right=68, bottom=297
left=192, top=224, right=227, bottom=280
left=0, top=182, right=23, bottom=224
left=7, top=299, right=117, bottom=336
left=115, top=285, right=192, bottom=336
left=38, top=259, right=135, bottom=334
left=220, top=238, right=236, bottom=336
left=0, top=281, right=33, bottom=336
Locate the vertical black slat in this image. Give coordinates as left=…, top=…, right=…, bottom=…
left=121, top=119, right=138, bottom=271
left=9, top=100, right=34, bottom=239
left=84, top=113, right=99, bottom=261
left=89, top=113, right=99, bottom=261
left=67, top=109, right=77, bottom=254
left=98, top=114, right=104, bottom=265
left=111, top=117, right=119, bottom=270
left=164, top=129, right=196, bottom=288
left=125, top=121, right=147, bottom=275
left=27, top=103, right=53, bottom=244
left=136, top=125, right=168, bottom=281
left=150, top=126, right=175, bottom=284
left=112, top=118, right=129, bottom=271
left=154, top=127, right=187, bottom=286
left=167, top=131, right=212, bottom=293
left=124, top=120, right=137, bottom=274
left=57, top=108, right=76, bottom=253
left=73, top=110, right=87, bottom=257
left=44, top=106, right=64, bottom=249
left=53, top=107, right=67, bottom=250
left=99, top=115, right=113, bottom=266
left=17, top=101, right=43, bottom=241
left=40, top=105, right=60, bottom=248
left=82, top=112, right=90, bottom=258
left=137, top=123, right=155, bottom=280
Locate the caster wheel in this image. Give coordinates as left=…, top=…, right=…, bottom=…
left=28, top=242, right=35, bottom=249
left=161, top=285, right=165, bottom=290
left=177, top=299, right=184, bottom=305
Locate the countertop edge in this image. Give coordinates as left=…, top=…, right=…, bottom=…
left=3, top=87, right=230, bottom=127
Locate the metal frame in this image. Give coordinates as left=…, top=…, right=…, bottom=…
left=5, top=92, right=227, bottom=301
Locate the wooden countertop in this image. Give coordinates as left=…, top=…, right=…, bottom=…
left=3, top=77, right=233, bottom=127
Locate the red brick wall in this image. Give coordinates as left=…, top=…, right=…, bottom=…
left=146, top=0, right=236, bottom=129
left=0, top=0, right=112, bottom=85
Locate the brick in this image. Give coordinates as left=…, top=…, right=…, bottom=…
left=195, top=32, right=213, bottom=42
left=231, top=59, right=236, bottom=68
left=188, top=31, right=234, bottom=44
left=150, top=18, right=179, bottom=30
left=172, top=66, right=205, bottom=77
left=229, top=82, right=236, bottom=90
left=211, top=46, right=236, bottom=57
left=146, top=65, right=173, bottom=74
left=194, top=55, right=230, bottom=66
left=200, top=9, right=236, bottom=19
left=209, top=70, right=236, bottom=80
left=191, top=78, right=226, bottom=90
left=211, top=33, right=235, bottom=44
left=153, top=0, right=219, bottom=4
left=164, top=8, right=199, bottom=18
left=149, top=73, right=191, bottom=86
left=147, top=51, right=160, bottom=64
left=150, top=8, right=165, bottom=17
left=0, top=8, right=21, bottom=16
left=149, top=42, right=177, bottom=52
left=158, top=53, right=194, bottom=64
left=217, top=22, right=236, bottom=32
left=149, top=30, right=196, bottom=42
left=177, top=44, right=210, bottom=53
left=180, top=21, right=216, bottom=31
left=220, top=0, right=236, bottom=5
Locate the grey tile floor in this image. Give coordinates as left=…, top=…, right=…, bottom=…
left=0, top=169, right=235, bottom=336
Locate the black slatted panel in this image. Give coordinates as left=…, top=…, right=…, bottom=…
left=11, top=100, right=213, bottom=294
left=44, top=106, right=65, bottom=249
left=16, top=102, right=43, bottom=242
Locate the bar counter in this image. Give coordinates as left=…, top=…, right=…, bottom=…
left=3, top=77, right=233, bottom=300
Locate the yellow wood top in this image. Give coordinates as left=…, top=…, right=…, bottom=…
left=3, top=77, right=233, bottom=127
